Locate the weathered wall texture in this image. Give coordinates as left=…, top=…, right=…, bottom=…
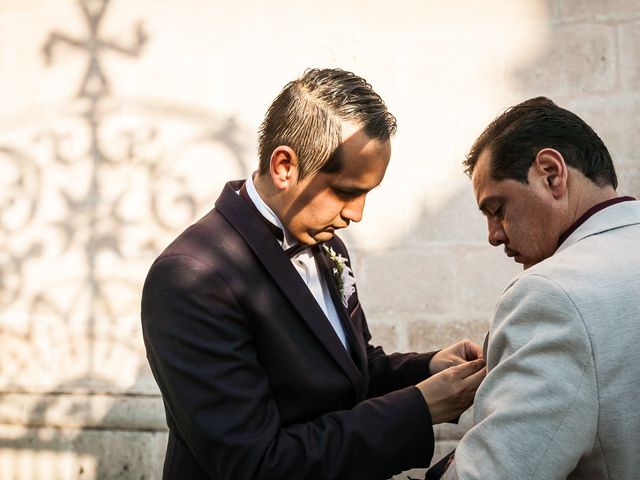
left=1, top=0, right=639, bottom=478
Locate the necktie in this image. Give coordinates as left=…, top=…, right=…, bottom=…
left=285, top=242, right=314, bottom=258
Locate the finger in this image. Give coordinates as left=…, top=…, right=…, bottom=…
left=450, top=358, right=486, bottom=378
left=464, top=340, right=483, bottom=360
left=448, top=352, right=467, bottom=367
left=463, top=366, right=487, bottom=389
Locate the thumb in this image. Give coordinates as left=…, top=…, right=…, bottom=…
left=449, top=358, right=485, bottom=379
left=464, top=340, right=483, bottom=360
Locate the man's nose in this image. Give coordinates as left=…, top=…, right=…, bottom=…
left=341, top=195, right=366, bottom=223
left=488, top=218, right=506, bottom=246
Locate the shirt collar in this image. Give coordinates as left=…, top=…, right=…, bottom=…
left=244, top=173, right=298, bottom=249
left=557, top=195, right=636, bottom=247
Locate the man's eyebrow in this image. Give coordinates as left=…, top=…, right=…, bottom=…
left=478, top=196, right=500, bottom=213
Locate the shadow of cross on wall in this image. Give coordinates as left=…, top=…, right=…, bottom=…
left=0, top=0, right=251, bottom=478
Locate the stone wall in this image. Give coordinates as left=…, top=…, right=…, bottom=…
left=1, top=0, right=639, bottom=478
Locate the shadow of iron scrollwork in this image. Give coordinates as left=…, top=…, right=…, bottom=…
left=0, top=0, right=251, bottom=477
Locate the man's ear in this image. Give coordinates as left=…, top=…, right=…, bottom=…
left=269, top=146, right=299, bottom=190
left=533, top=148, right=567, bottom=199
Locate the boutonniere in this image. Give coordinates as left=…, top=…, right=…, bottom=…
left=323, top=245, right=356, bottom=307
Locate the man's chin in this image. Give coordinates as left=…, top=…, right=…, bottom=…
left=312, top=230, right=336, bottom=243
left=512, top=254, right=530, bottom=270
left=505, top=247, right=551, bottom=271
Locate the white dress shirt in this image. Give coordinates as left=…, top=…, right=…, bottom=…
left=242, top=175, right=349, bottom=350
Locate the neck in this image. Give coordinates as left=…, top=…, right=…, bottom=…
left=567, top=182, right=618, bottom=227
left=253, top=172, right=282, bottom=217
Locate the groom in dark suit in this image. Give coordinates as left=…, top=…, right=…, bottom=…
left=141, top=68, right=486, bottom=480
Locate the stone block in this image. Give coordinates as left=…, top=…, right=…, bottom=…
left=561, top=23, right=616, bottom=93
left=563, top=95, right=640, bottom=164
left=619, top=21, right=640, bottom=91
left=367, top=321, right=402, bottom=353
left=451, top=245, right=521, bottom=317
left=0, top=425, right=167, bottom=479
left=404, top=187, right=488, bottom=246
left=508, top=25, right=567, bottom=95
left=407, top=317, right=491, bottom=354
left=357, top=247, right=456, bottom=315
left=553, top=0, right=640, bottom=22
left=365, top=312, right=413, bottom=353
left=512, top=23, right=616, bottom=95
left=618, top=169, right=640, bottom=198
left=0, top=393, right=166, bottom=431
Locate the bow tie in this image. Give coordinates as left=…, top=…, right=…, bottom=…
left=284, top=242, right=316, bottom=258
left=238, top=182, right=318, bottom=258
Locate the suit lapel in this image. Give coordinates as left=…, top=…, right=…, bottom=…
left=215, top=181, right=362, bottom=389
left=314, top=244, right=367, bottom=379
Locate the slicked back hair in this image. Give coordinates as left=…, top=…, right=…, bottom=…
left=464, top=97, right=617, bottom=189
left=258, top=68, right=397, bottom=180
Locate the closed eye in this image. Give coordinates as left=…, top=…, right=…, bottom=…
left=333, top=187, right=364, bottom=200
left=480, top=200, right=504, bottom=220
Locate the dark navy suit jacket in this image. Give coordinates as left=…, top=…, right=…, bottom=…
left=142, top=180, right=436, bottom=479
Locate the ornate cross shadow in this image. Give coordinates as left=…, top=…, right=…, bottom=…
left=1, top=0, right=250, bottom=396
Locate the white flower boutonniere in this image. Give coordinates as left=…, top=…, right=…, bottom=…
left=323, top=245, right=356, bottom=307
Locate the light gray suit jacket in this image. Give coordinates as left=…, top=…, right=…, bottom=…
left=444, top=200, right=640, bottom=479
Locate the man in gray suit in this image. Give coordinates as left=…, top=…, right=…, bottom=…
left=437, top=97, right=640, bottom=479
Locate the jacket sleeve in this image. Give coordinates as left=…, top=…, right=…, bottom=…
left=326, top=236, right=438, bottom=398
left=142, top=253, right=435, bottom=480
left=364, top=316, right=437, bottom=398
left=443, top=274, right=598, bottom=480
